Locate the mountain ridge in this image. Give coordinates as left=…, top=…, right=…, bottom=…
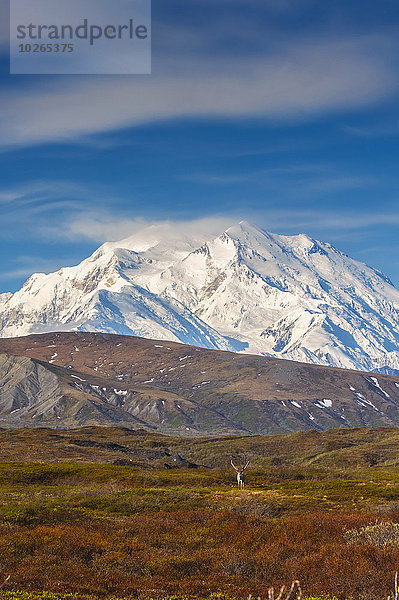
left=1, top=331, right=399, bottom=434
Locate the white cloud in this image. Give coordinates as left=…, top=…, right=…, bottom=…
left=43, top=213, right=235, bottom=243
left=0, top=179, right=234, bottom=243
left=1, top=35, right=397, bottom=147
left=35, top=205, right=399, bottom=245
left=0, top=178, right=397, bottom=246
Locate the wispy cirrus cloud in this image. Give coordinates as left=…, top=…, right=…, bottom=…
left=180, top=165, right=376, bottom=196
left=0, top=180, right=87, bottom=207
left=23, top=203, right=399, bottom=244
left=0, top=176, right=394, bottom=245
left=0, top=180, right=232, bottom=244
left=0, top=35, right=397, bottom=147
left=252, top=208, right=399, bottom=237
left=344, top=120, right=399, bottom=137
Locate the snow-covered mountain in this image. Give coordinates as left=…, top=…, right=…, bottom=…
left=1, top=220, right=399, bottom=373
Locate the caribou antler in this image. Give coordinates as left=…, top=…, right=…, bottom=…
left=231, top=458, right=250, bottom=471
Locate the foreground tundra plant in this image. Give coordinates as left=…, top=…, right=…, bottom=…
left=344, top=521, right=399, bottom=548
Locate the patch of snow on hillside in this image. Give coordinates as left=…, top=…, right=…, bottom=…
left=369, top=377, right=390, bottom=398
left=71, top=375, right=86, bottom=382
left=353, top=395, right=380, bottom=412
left=314, top=399, right=332, bottom=409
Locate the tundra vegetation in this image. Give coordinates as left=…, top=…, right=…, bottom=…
left=0, top=427, right=398, bottom=600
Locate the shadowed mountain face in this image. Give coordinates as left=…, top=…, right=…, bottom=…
left=1, top=332, right=399, bottom=435
left=1, top=221, right=399, bottom=373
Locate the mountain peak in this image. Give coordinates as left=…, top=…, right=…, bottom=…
left=225, top=221, right=315, bottom=253
left=226, top=220, right=268, bottom=238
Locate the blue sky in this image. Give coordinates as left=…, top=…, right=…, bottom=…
left=1, top=0, right=399, bottom=293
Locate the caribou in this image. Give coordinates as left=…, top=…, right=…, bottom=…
left=230, top=459, right=250, bottom=489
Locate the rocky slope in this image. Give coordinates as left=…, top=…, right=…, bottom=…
left=1, top=332, right=399, bottom=435
left=1, top=221, right=399, bottom=372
